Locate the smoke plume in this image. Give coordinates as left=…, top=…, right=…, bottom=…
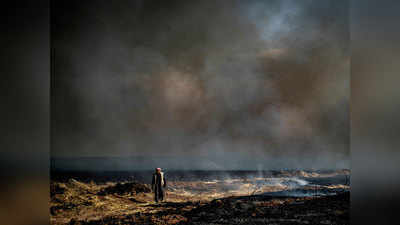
left=52, top=0, right=349, bottom=170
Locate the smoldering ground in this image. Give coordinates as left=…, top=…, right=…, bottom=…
left=52, top=0, right=349, bottom=170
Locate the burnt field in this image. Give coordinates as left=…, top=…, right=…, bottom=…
left=50, top=169, right=350, bottom=225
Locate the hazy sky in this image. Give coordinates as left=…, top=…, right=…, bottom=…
left=52, top=0, right=349, bottom=170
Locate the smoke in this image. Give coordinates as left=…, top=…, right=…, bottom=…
left=52, top=0, right=349, bottom=170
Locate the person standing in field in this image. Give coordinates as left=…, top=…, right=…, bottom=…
left=152, top=168, right=166, bottom=203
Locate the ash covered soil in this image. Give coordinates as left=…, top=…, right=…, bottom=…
left=50, top=170, right=349, bottom=225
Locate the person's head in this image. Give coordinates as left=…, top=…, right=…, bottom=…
left=156, top=168, right=161, bottom=173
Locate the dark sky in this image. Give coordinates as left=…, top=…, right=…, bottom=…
left=51, top=0, right=349, bottom=170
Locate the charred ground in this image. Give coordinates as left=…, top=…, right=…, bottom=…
left=50, top=170, right=349, bottom=225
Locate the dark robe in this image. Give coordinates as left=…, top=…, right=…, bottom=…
left=152, top=172, right=166, bottom=202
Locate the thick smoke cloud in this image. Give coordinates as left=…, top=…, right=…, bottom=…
left=52, top=0, right=349, bottom=170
